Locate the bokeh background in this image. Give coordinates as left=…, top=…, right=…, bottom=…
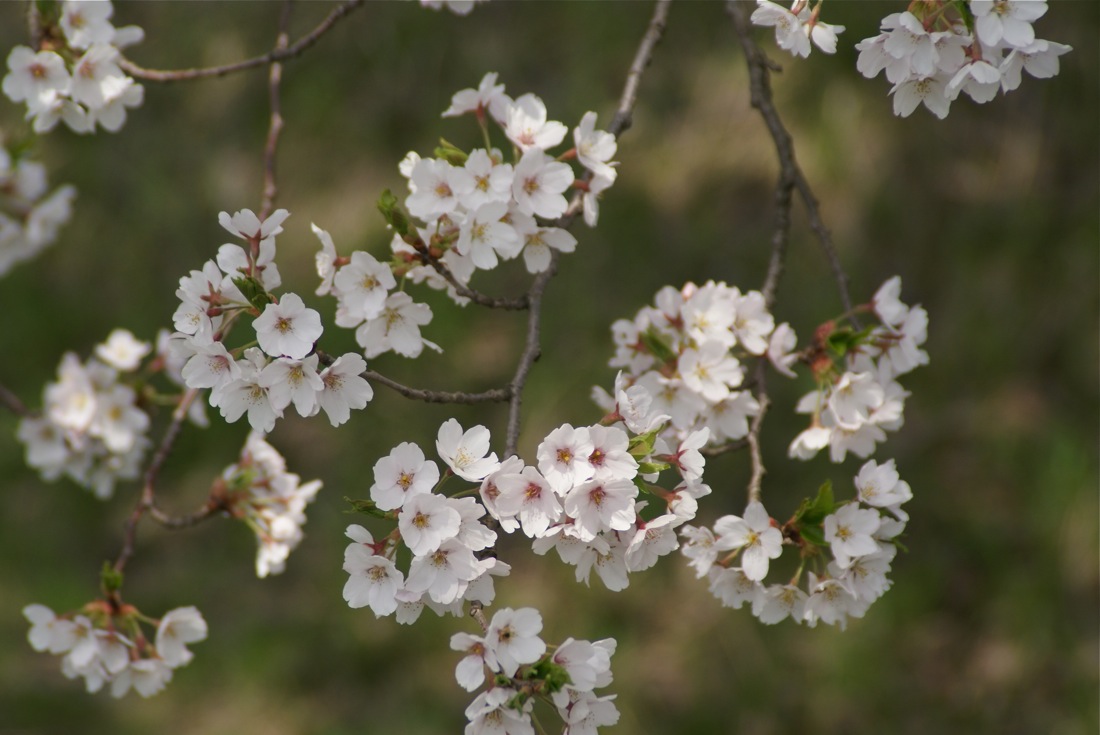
left=1, top=2, right=1096, bottom=734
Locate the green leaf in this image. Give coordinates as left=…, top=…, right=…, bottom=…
left=377, top=189, right=411, bottom=236
left=799, top=524, right=828, bottom=547
left=628, top=429, right=659, bottom=458
left=637, top=461, right=670, bottom=475
left=227, top=466, right=258, bottom=494
left=343, top=496, right=390, bottom=519
left=100, top=561, right=123, bottom=594
left=528, top=659, right=571, bottom=694
left=434, top=138, right=468, bottom=166
left=640, top=327, right=678, bottom=365
left=632, top=476, right=653, bottom=496
left=232, top=276, right=273, bottom=310
left=793, top=480, right=836, bottom=526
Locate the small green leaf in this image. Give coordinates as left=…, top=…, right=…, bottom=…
left=434, top=138, right=468, bottom=166
left=628, top=430, right=659, bottom=458
left=100, top=561, right=123, bottom=594
left=343, top=496, right=390, bottom=519
left=797, top=480, right=836, bottom=525
left=637, top=461, right=670, bottom=475
left=799, top=524, right=828, bottom=547
left=640, top=327, right=678, bottom=365
left=227, top=466, right=258, bottom=494
left=377, top=189, right=411, bottom=236
left=232, top=276, right=273, bottom=310
left=528, top=659, right=571, bottom=694
left=633, top=476, right=653, bottom=496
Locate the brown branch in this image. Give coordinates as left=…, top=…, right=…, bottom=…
left=424, top=257, right=529, bottom=311
left=504, top=0, right=672, bottom=457
left=364, top=370, right=511, bottom=405
left=702, top=437, right=748, bottom=458
left=726, top=0, right=854, bottom=317
left=148, top=496, right=225, bottom=529
left=504, top=256, right=557, bottom=458
left=744, top=364, right=770, bottom=505
left=260, top=1, right=292, bottom=219
left=562, top=0, right=672, bottom=224
left=0, top=380, right=31, bottom=417
left=114, top=388, right=200, bottom=574
left=608, top=0, right=672, bottom=138
left=120, top=0, right=366, bottom=83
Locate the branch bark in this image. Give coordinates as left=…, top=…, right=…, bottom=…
left=120, top=0, right=366, bottom=82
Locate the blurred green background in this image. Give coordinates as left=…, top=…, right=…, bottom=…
left=1, top=2, right=1096, bottom=734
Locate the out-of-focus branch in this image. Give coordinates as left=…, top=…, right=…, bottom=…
left=504, top=0, right=672, bottom=457
left=120, top=0, right=365, bottom=82
left=726, top=0, right=854, bottom=317
left=114, top=388, right=200, bottom=574
left=365, top=370, right=511, bottom=405
left=0, top=380, right=31, bottom=417
left=260, top=1, right=292, bottom=219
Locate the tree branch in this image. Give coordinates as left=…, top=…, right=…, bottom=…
left=504, top=256, right=556, bottom=458
left=120, top=0, right=366, bottom=83
left=744, top=364, right=770, bottom=505
left=364, top=370, right=511, bottom=405
left=0, top=380, right=31, bottom=417
left=259, top=1, right=292, bottom=219
left=726, top=0, right=854, bottom=317
left=114, top=388, right=200, bottom=574
left=503, top=0, right=672, bottom=457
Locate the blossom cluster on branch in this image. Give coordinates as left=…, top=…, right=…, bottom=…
left=0, top=139, right=75, bottom=276
left=751, top=0, right=1070, bottom=118
left=2, top=0, right=144, bottom=133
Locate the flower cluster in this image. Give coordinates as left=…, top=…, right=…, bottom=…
left=24, top=601, right=206, bottom=697
left=342, top=419, right=507, bottom=621
left=167, top=208, right=374, bottom=432
left=2, top=0, right=145, bottom=133
left=596, top=280, right=787, bottom=448
left=788, top=276, right=927, bottom=463
left=419, top=0, right=488, bottom=16
left=750, top=0, right=1071, bottom=119
left=377, top=73, right=616, bottom=303
left=313, top=224, right=440, bottom=360
left=751, top=0, right=846, bottom=58
left=681, top=457, right=912, bottom=630
left=0, top=141, right=76, bottom=277
left=17, top=329, right=152, bottom=499
left=856, top=1, right=1071, bottom=119
left=514, top=418, right=706, bottom=592
left=220, top=432, right=323, bottom=578
left=452, top=607, right=619, bottom=735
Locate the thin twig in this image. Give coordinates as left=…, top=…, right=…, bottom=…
left=561, top=0, right=672, bottom=224
left=364, top=370, right=511, bottom=405
left=114, top=388, right=200, bottom=574
left=148, top=497, right=225, bottom=529
left=702, top=437, right=748, bottom=457
left=424, top=258, right=529, bottom=311
left=260, top=1, right=292, bottom=219
left=504, top=257, right=556, bottom=457
left=726, top=0, right=854, bottom=317
left=744, top=364, right=770, bottom=505
left=120, top=0, right=366, bottom=83
left=503, top=0, right=672, bottom=457
left=609, top=0, right=672, bottom=138
left=0, top=380, right=31, bottom=417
